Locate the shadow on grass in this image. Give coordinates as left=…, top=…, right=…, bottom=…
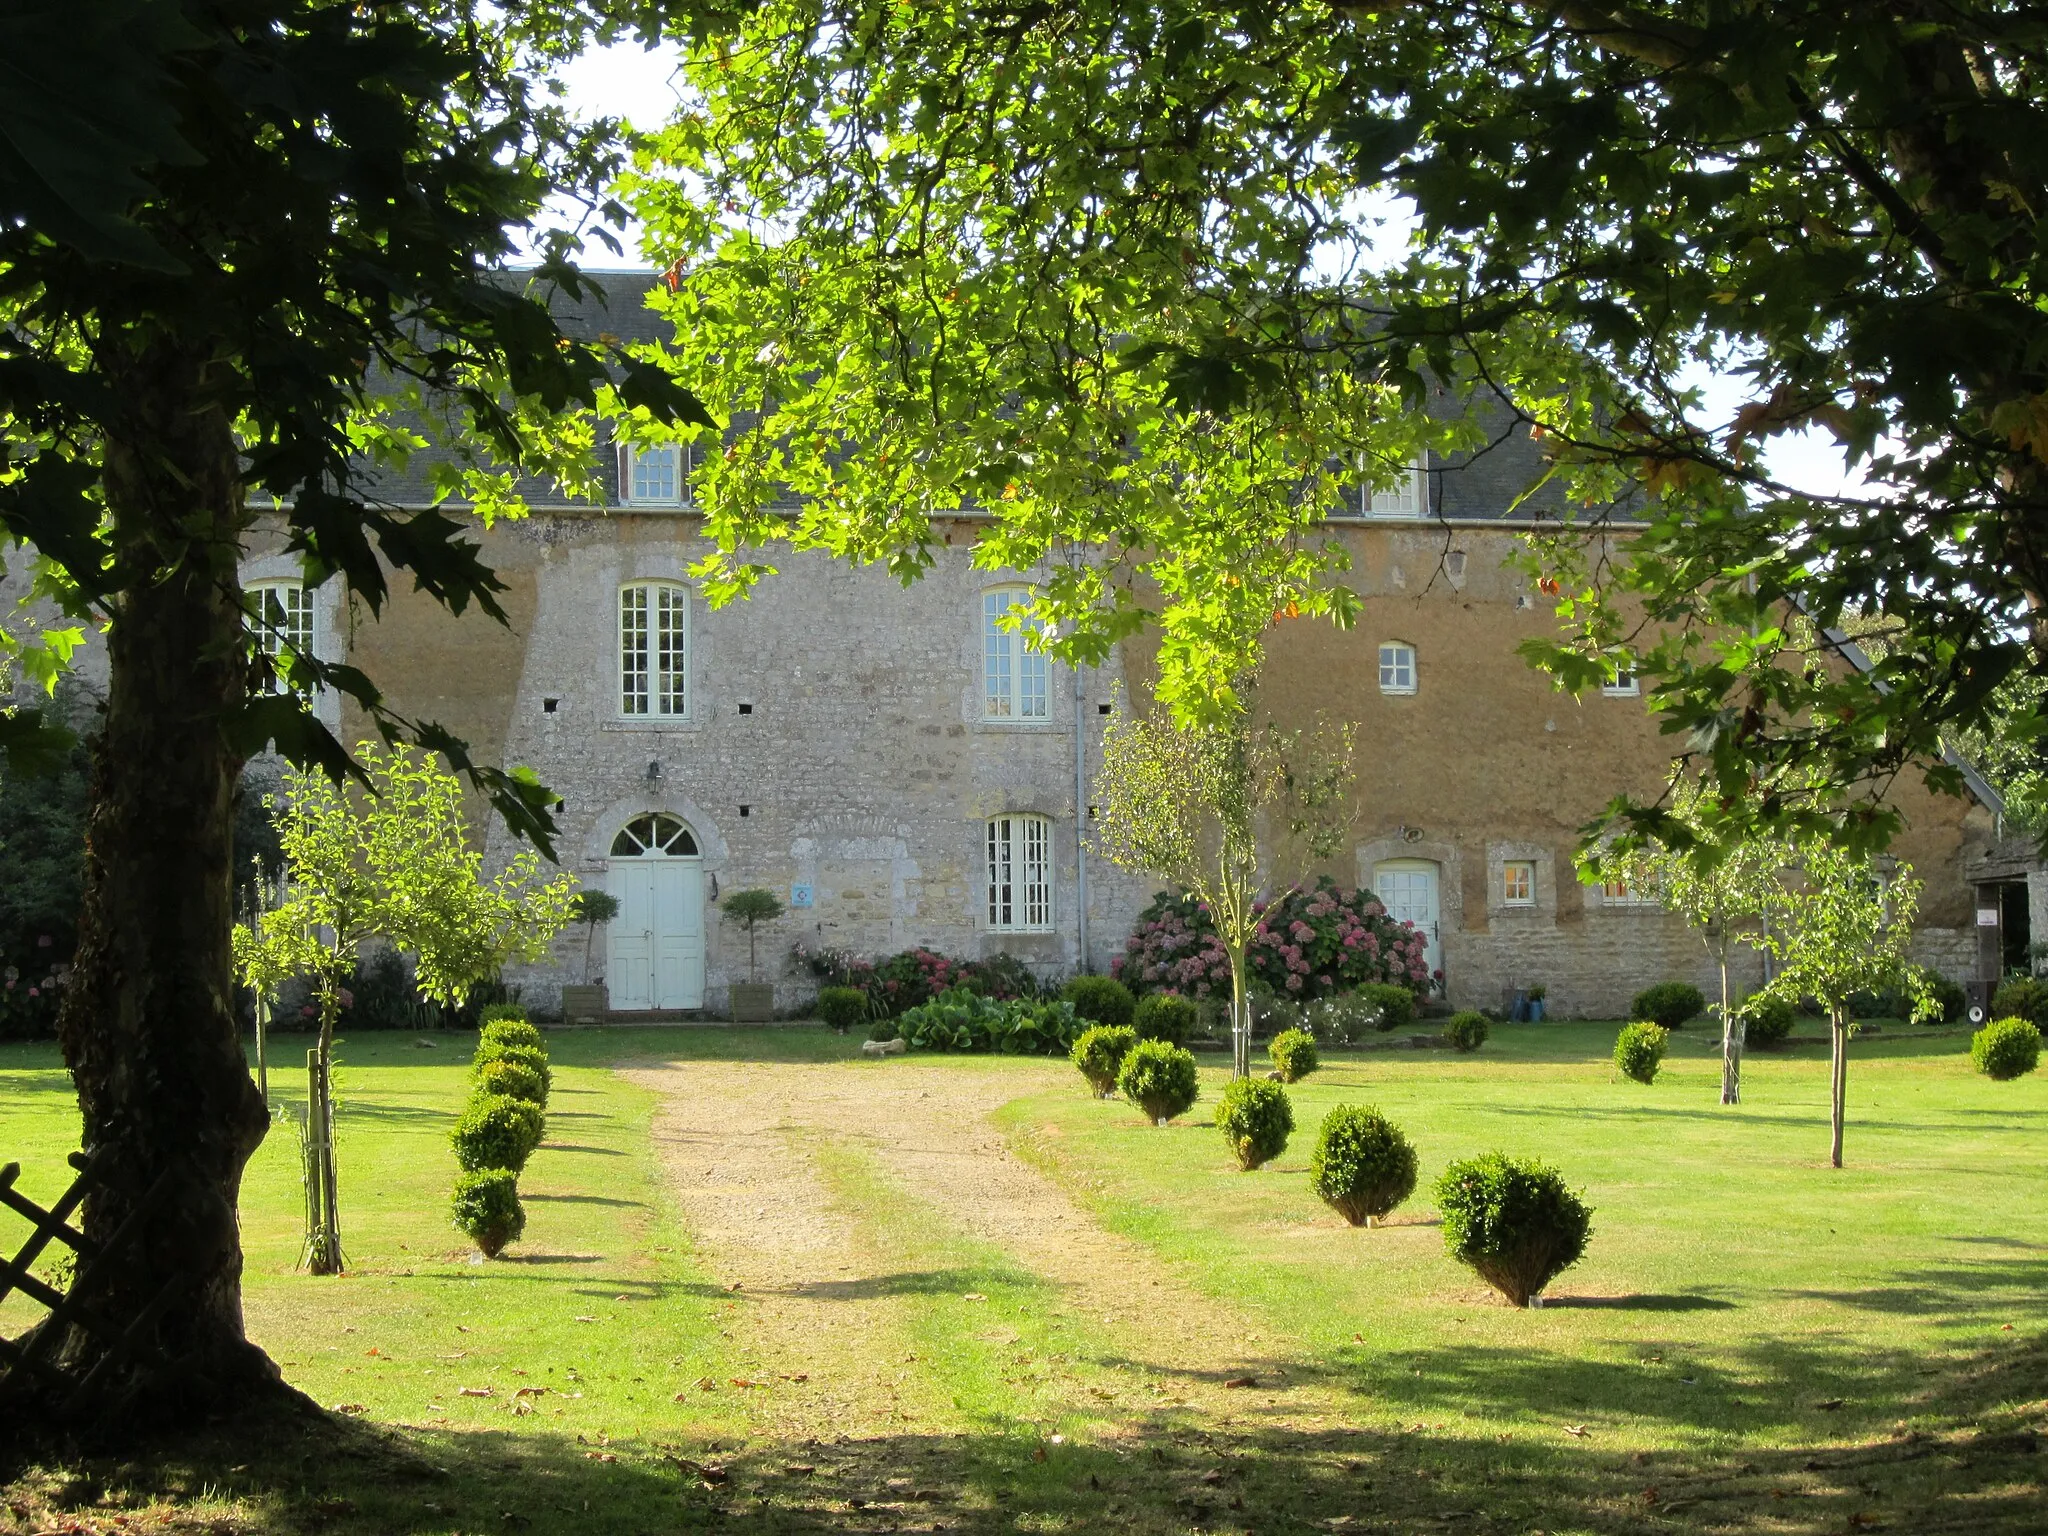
left=520, top=1193, right=645, bottom=1209
left=1543, top=1293, right=1736, bottom=1312
left=8, top=1338, right=2048, bottom=1535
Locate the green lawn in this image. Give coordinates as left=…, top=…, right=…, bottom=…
left=3, top=1018, right=2045, bottom=1535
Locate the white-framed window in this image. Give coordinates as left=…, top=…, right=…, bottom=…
left=986, top=815, right=1053, bottom=931
left=618, top=442, right=686, bottom=507
left=1601, top=878, right=1654, bottom=906
left=1378, top=641, right=1417, bottom=695
left=1364, top=452, right=1428, bottom=517
left=248, top=581, right=314, bottom=693
left=619, top=581, right=690, bottom=718
left=983, top=587, right=1049, bottom=721
left=1502, top=860, right=1536, bottom=907
left=1602, top=662, right=1639, bottom=697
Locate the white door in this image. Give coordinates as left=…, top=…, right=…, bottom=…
left=1373, top=859, right=1442, bottom=980
left=606, top=814, right=705, bottom=1010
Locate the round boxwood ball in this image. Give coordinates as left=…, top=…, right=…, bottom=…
left=1434, top=1152, right=1593, bottom=1307
left=452, top=1168, right=526, bottom=1258
left=1064, top=975, right=1136, bottom=1027
left=1612, top=1022, right=1669, bottom=1085
left=1738, top=993, right=1795, bottom=1048
left=473, top=1040, right=551, bottom=1104
left=1971, top=1016, right=2042, bottom=1081
left=1118, top=1039, right=1200, bottom=1123
left=1631, top=982, right=1705, bottom=1030
left=1268, top=1027, right=1319, bottom=1083
left=477, top=1056, right=546, bottom=1105
left=479, top=1016, right=543, bottom=1053
left=1215, top=1077, right=1294, bottom=1170
left=1133, top=991, right=1197, bottom=1046
left=817, top=985, right=868, bottom=1034
left=452, top=1092, right=545, bottom=1174
left=1072, top=1024, right=1140, bottom=1096
left=1358, top=983, right=1416, bottom=1034
left=1309, top=1105, right=1417, bottom=1227
left=1443, top=1011, right=1489, bottom=1053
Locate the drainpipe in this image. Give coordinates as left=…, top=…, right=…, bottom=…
left=1074, top=662, right=1091, bottom=973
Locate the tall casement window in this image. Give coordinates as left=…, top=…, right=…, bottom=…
left=619, top=582, right=690, bottom=718
left=986, top=815, right=1053, bottom=931
left=982, top=587, right=1049, bottom=720
left=248, top=581, right=314, bottom=693
left=618, top=443, right=686, bottom=507
left=1378, top=641, right=1417, bottom=695
left=1365, top=452, right=1428, bottom=516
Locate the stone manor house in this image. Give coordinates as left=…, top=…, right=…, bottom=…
left=12, top=273, right=2019, bottom=1019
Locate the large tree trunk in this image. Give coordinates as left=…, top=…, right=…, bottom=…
left=1829, top=1006, right=1849, bottom=1169
left=7, top=341, right=279, bottom=1430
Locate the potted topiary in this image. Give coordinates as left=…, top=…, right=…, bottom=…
left=722, top=888, right=785, bottom=1022
left=560, top=890, right=619, bottom=1024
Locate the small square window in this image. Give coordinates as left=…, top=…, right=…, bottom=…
left=1364, top=452, right=1428, bottom=517
left=1378, top=642, right=1417, bottom=695
left=1602, top=664, right=1639, bottom=697
left=1502, top=861, right=1536, bottom=906
left=1602, top=878, right=1653, bottom=906
left=619, top=443, right=686, bottom=507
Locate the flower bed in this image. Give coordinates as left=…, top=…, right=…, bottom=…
left=892, top=987, right=1083, bottom=1054
left=1113, top=879, right=1432, bottom=1000
left=792, top=941, right=1048, bottom=1017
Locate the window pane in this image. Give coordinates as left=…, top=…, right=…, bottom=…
left=631, top=446, right=678, bottom=503
left=983, top=592, right=1013, bottom=718
left=1368, top=455, right=1424, bottom=516
left=656, top=585, right=688, bottom=716
left=1503, top=862, right=1534, bottom=904
left=987, top=817, right=1012, bottom=926
left=1019, top=645, right=1048, bottom=719
left=252, top=584, right=313, bottom=693
left=1379, top=643, right=1414, bottom=693
left=1024, top=817, right=1051, bottom=927
left=620, top=586, right=649, bottom=715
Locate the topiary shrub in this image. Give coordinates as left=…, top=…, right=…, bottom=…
left=473, top=1040, right=550, bottom=1104
left=1269, top=1027, right=1320, bottom=1082
left=1434, top=1153, right=1593, bottom=1307
left=1358, top=982, right=1417, bottom=1034
left=1612, top=1022, right=1668, bottom=1085
left=452, top=1093, right=546, bottom=1174
left=817, top=985, right=868, bottom=1034
left=1118, top=1039, right=1200, bottom=1123
left=1064, top=975, right=1136, bottom=1027
left=452, top=1168, right=526, bottom=1258
left=867, top=1015, right=904, bottom=1043
left=478, top=1056, right=546, bottom=1104
left=1132, top=991, right=1197, bottom=1046
left=479, top=1017, right=544, bottom=1053
left=1736, top=992, right=1795, bottom=1048
left=1072, top=1024, right=1140, bottom=1096
left=1990, top=976, right=2048, bottom=1031
left=1215, top=1078, right=1294, bottom=1170
left=1443, top=1011, right=1489, bottom=1052
left=1971, top=1017, right=2042, bottom=1081
left=1631, top=981, right=1706, bottom=1030
left=479, top=1002, right=529, bottom=1026
left=1310, top=1105, right=1417, bottom=1226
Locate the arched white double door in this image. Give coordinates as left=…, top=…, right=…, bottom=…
left=607, top=813, right=705, bottom=1010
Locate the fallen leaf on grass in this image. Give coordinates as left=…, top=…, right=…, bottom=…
left=730, top=1377, right=770, bottom=1388
left=1562, top=1424, right=1589, bottom=1438
left=331, top=1403, right=367, bottom=1415
left=364, top=1347, right=382, bottom=1357
left=778, top=1372, right=809, bottom=1382
left=459, top=1387, right=493, bottom=1398
left=1817, top=1398, right=1845, bottom=1411
left=514, top=1386, right=547, bottom=1398
left=584, top=1452, right=618, bottom=1463
left=1223, top=1377, right=1258, bottom=1389
left=573, top=1315, right=599, bottom=1323
left=962, top=1292, right=988, bottom=1301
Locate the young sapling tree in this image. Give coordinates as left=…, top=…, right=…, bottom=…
left=571, top=889, right=620, bottom=984
left=721, top=888, right=785, bottom=982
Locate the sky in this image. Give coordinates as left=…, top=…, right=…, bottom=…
left=548, top=40, right=1867, bottom=503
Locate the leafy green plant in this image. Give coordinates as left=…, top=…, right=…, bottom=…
left=1434, top=1154, right=1593, bottom=1308
left=1132, top=991, right=1196, bottom=1046
left=721, top=889, right=785, bottom=982
left=1971, top=1017, right=2042, bottom=1081
left=451, top=1169, right=526, bottom=1259
left=1118, top=1039, right=1200, bottom=1123
left=1063, top=975, right=1136, bottom=1027
left=569, top=890, right=620, bottom=984
left=1630, top=982, right=1706, bottom=1031
left=1613, top=1022, right=1668, bottom=1085
left=478, top=1017, right=543, bottom=1053
left=451, top=1093, right=545, bottom=1175
left=1309, top=1105, right=1417, bottom=1227
left=1268, top=1027, right=1319, bottom=1083
left=477, top=1057, right=545, bottom=1105
left=478, top=1002, right=528, bottom=1026
left=867, top=1017, right=903, bottom=1044
left=1990, top=977, right=2048, bottom=1031
left=894, top=987, right=1083, bottom=1055
left=1442, top=1011, right=1489, bottom=1053
left=817, top=985, right=868, bottom=1033
left=1737, top=993, right=1796, bottom=1048
left=1914, top=969, right=1968, bottom=1025
left=1072, top=1024, right=1140, bottom=1096
left=1358, top=983, right=1417, bottom=1035
left=1215, top=1078, right=1294, bottom=1170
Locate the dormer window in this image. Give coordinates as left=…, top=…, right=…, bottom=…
left=1364, top=452, right=1428, bottom=517
left=618, top=443, right=686, bottom=508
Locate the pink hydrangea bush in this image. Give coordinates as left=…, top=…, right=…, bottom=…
left=1115, top=881, right=1430, bottom=1000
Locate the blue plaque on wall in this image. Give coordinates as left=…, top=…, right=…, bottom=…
left=789, top=882, right=814, bottom=908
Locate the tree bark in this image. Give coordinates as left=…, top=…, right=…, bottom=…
left=1229, top=947, right=1250, bottom=1078
left=1717, top=951, right=1743, bottom=1105
left=6, top=340, right=279, bottom=1430
left=1829, top=1006, right=1848, bottom=1169
left=305, top=984, right=344, bottom=1274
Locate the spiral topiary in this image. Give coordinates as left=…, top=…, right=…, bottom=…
left=1971, top=1016, right=2042, bottom=1081
left=452, top=1092, right=545, bottom=1174
left=479, top=1016, right=544, bottom=1053
left=452, top=1169, right=526, bottom=1258
left=1434, top=1153, right=1593, bottom=1307
left=1071, top=1024, right=1140, bottom=1096
left=1268, top=1027, right=1319, bottom=1082
left=1132, top=991, right=1197, bottom=1046
left=1215, top=1078, right=1294, bottom=1170
left=1612, top=1022, right=1668, bottom=1085
left=1118, top=1039, right=1200, bottom=1123
left=477, top=1056, right=546, bottom=1104
left=473, top=1039, right=551, bottom=1103
left=1309, top=1105, right=1417, bottom=1227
